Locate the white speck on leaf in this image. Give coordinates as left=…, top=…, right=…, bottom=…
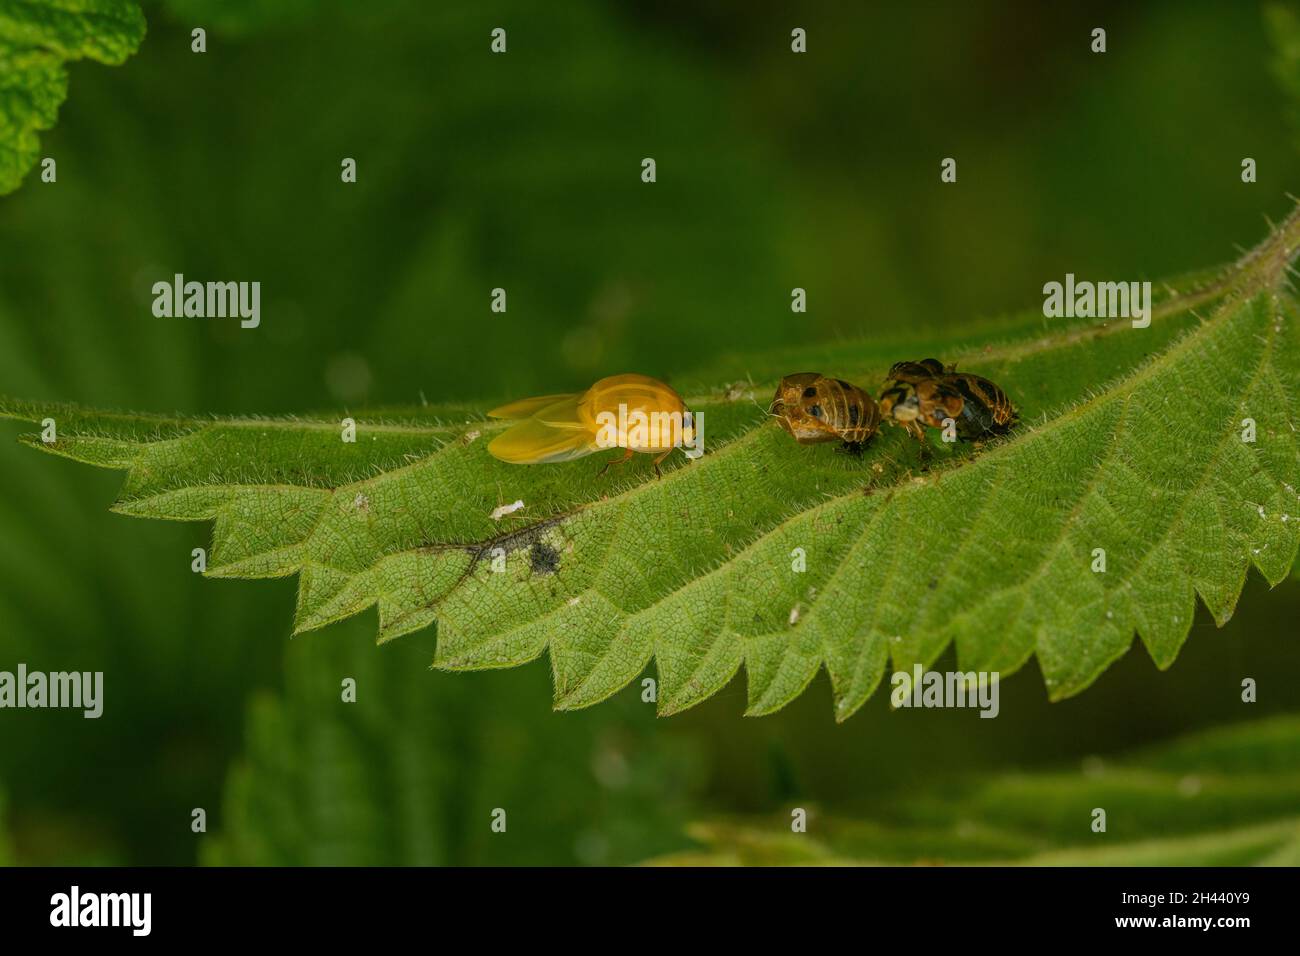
left=490, top=499, right=525, bottom=521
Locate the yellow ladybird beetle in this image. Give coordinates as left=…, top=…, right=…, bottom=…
left=487, top=373, right=697, bottom=476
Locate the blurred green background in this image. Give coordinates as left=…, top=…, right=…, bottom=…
left=2, top=0, right=1300, bottom=865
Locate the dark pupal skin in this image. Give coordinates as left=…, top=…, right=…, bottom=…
left=770, top=372, right=881, bottom=448
left=944, top=372, right=1016, bottom=439
left=886, top=358, right=948, bottom=384
left=878, top=358, right=1016, bottom=442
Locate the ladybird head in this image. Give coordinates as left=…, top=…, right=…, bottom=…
left=770, top=373, right=841, bottom=442
left=770, top=373, right=820, bottom=417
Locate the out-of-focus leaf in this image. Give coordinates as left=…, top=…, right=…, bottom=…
left=649, top=716, right=1300, bottom=866
left=200, top=623, right=701, bottom=865
left=1268, top=1, right=1300, bottom=149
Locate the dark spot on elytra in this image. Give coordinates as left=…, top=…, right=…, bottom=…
left=530, top=541, right=561, bottom=575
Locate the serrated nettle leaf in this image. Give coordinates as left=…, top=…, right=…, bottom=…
left=5, top=212, right=1300, bottom=719
left=0, top=0, right=146, bottom=195
left=648, top=716, right=1300, bottom=866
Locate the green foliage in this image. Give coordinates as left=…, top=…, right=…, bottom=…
left=6, top=213, right=1299, bottom=721
left=0, top=0, right=1298, bottom=869
left=0, top=0, right=145, bottom=194
left=200, top=624, right=700, bottom=865
left=159, top=0, right=317, bottom=37
left=649, top=716, right=1300, bottom=866
left=1268, top=1, right=1300, bottom=150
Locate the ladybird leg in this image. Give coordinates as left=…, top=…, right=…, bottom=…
left=651, top=449, right=673, bottom=478
left=840, top=440, right=864, bottom=457
left=597, top=447, right=635, bottom=477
